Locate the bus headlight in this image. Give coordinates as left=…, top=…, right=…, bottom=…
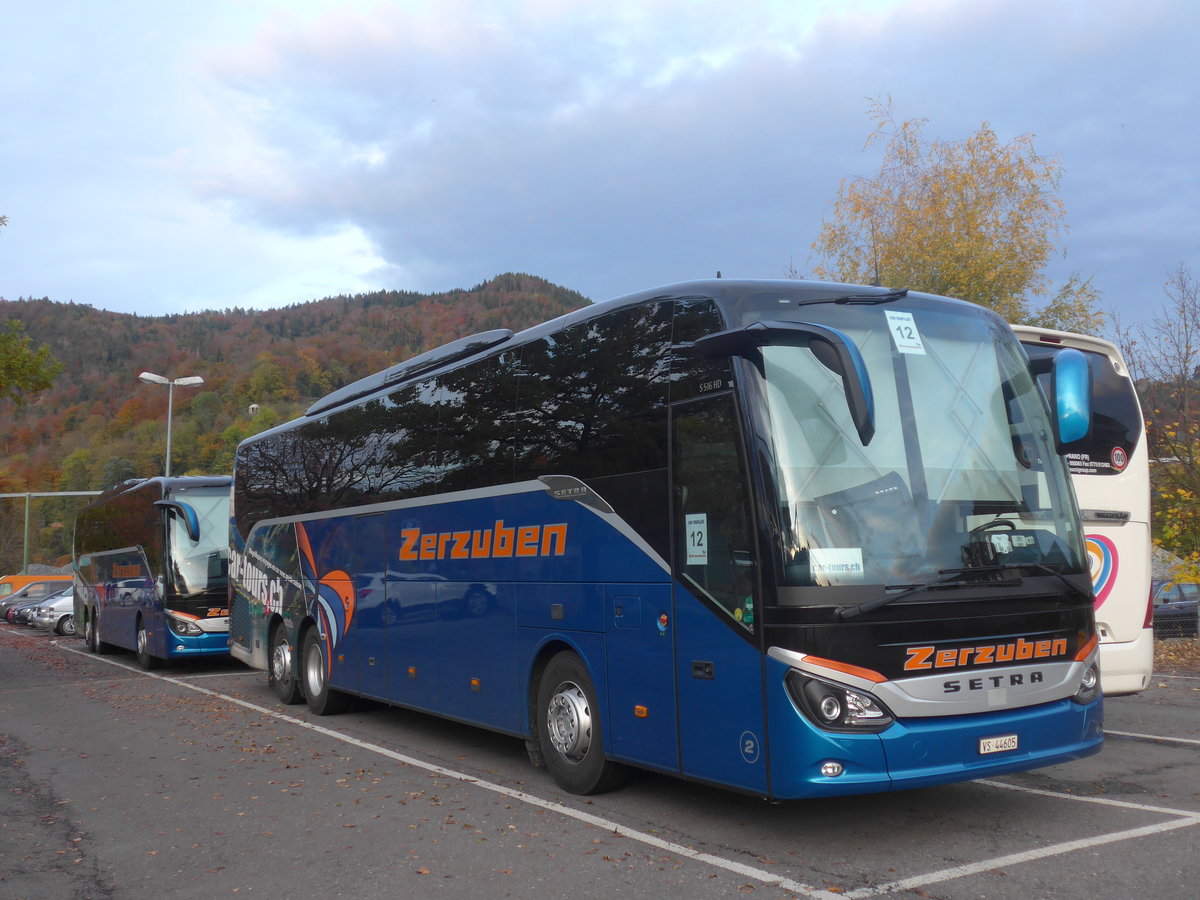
left=1071, top=662, right=1101, bottom=705
left=167, top=613, right=204, bottom=637
left=785, top=671, right=894, bottom=733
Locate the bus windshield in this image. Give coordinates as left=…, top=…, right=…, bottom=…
left=166, top=488, right=229, bottom=598
left=756, top=302, right=1086, bottom=589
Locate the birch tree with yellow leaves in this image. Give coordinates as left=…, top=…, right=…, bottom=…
left=811, top=98, right=1102, bottom=332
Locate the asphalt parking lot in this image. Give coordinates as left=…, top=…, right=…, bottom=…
left=2, top=627, right=1199, bottom=899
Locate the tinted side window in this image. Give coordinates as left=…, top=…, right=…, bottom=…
left=437, top=353, right=519, bottom=493
left=234, top=436, right=285, bottom=535
left=509, top=303, right=672, bottom=560
left=366, top=381, right=443, bottom=503
left=512, top=303, right=671, bottom=482
left=235, top=380, right=444, bottom=529
left=107, top=489, right=162, bottom=573
left=670, top=297, right=733, bottom=403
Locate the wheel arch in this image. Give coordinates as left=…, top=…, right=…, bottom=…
left=525, top=635, right=606, bottom=740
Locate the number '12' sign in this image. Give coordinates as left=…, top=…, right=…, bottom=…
left=885, top=310, right=926, bottom=355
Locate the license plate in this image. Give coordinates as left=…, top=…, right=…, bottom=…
left=979, top=734, right=1019, bottom=755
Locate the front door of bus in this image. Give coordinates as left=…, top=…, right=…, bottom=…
left=671, top=394, right=767, bottom=794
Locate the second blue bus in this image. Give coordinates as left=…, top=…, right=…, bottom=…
left=74, top=476, right=232, bottom=668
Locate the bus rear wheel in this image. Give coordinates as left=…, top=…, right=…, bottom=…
left=85, top=609, right=112, bottom=654
left=301, top=628, right=350, bottom=716
left=136, top=618, right=163, bottom=670
left=535, top=652, right=626, bottom=795
left=269, top=626, right=303, bottom=705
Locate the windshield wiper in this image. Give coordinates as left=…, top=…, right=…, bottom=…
left=795, top=288, right=909, bottom=308
left=1012, top=562, right=1093, bottom=604
left=936, top=565, right=1026, bottom=582
left=834, top=564, right=1023, bottom=621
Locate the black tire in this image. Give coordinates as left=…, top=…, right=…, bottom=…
left=301, top=628, right=350, bottom=716
left=85, top=609, right=112, bottom=654
left=268, top=624, right=303, bottom=705
left=535, top=652, right=626, bottom=795
left=55, top=614, right=75, bottom=636
left=135, top=617, right=163, bottom=670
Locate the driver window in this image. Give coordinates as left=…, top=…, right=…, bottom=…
left=672, top=393, right=758, bottom=630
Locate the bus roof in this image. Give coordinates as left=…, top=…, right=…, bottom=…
left=287, top=278, right=979, bottom=429
left=85, top=475, right=233, bottom=507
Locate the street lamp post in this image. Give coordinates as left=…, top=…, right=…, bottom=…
left=138, top=371, right=204, bottom=477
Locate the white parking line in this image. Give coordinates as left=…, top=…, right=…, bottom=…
left=1106, top=728, right=1200, bottom=747
left=44, top=639, right=1200, bottom=900
left=171, top=669, right=260, bottom=678
left=840, top=815, right=1200, bottom=899
left=977, top=778, right=1200, bottom=818
left=840, top=774, right=1200, bottom=896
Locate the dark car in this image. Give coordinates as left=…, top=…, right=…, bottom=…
left=1151, top=580, right=1199, bottom=639
left=8, top=597, right=45, bottom=626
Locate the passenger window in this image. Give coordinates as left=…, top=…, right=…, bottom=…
left=437, top=354, right=519, bottom=492
left=512, top=303, right=670, bottom=482
left=670, top=297, right=732, bottom=402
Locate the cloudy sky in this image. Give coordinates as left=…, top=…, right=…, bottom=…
left=2, top=0, right=1196, bottom=331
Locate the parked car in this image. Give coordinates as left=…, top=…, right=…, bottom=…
left=1151, top=580, right=1199, bottom=639
left=0, top=573, right=71, bottom=600
left=8, top=597, right=44, bottom=626
left=4, top=597, right=32, bottom=623
left=0, top=578, right=71, bottom=618
left=32, top=587, right=75, bottom=635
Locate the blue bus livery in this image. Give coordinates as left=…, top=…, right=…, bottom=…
left=74, top=476, right=232, bottom=668
left=230, top=280, right=1102, bottom=799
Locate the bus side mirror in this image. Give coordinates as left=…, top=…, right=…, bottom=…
left=1051, top=348, right=1091, bottom=450
left=155, top=500, right=200, bottom=542
left=696, top=320, right=875, bottom=446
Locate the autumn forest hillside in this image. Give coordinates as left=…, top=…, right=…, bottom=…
left=0, top=273, right=590, bottom=570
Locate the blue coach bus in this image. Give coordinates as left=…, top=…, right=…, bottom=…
left=229, top=279, right=1102, bottom=798
left=74, top=476, right=232, bottom=669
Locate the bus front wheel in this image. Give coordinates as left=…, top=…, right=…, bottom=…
left=535, top=652, right=626, bottom=795
left=301, top=628, right=350, bottom=716
left=136, top=618, right=163, bottom=670
left=269, top=626, right=303, bottom=705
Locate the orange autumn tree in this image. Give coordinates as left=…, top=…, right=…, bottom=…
left=811, top=98, right=1102, bottom=332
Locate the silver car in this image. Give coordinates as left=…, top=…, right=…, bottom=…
left=32, top=587, right=76, bottom=636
